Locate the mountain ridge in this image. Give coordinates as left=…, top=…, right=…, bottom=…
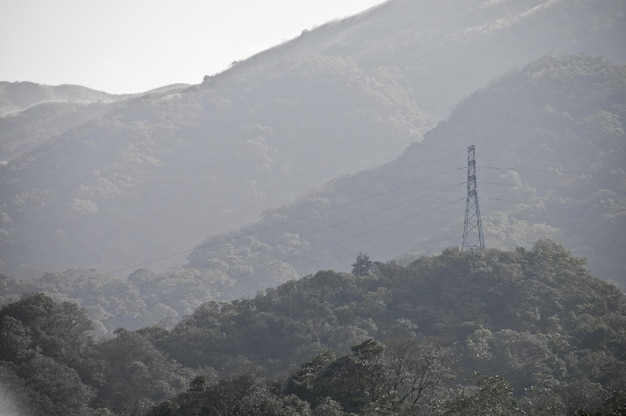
left=1, top=0, right=624, bottom=277
left=0, top=81, right=123, bottom=116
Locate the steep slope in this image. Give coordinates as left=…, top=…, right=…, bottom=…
left=186, top=55, right=626, bottom=292
left=1, top=0, right=624, bottom=276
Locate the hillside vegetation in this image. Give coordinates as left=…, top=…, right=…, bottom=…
left=1, top=242, right=625, bottom=415
left=0, top=0, right=624, bottom=276
left=186, top=54, right=626, bottom=293
left=0, top=82, right=188, bottom=162
left=1, top=54, right=623, bottom=335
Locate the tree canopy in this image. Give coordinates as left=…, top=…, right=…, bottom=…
left=1, top=242, right=625, bottom=415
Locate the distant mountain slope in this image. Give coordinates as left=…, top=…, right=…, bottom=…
left=5, top=55, right=616, bottom=335
left=0, top=83, right=190, bottom=161
left=0, top=81, right=121, bottom=115
left=186, top=55, right=626, bottom=292
left=0, top=66, right=426, bottom=276
left=0, top=82, right=126, bottom=161
left=238, top=0, right=626, bottom=114
left=0, top=0, right=624, bottom=276
left=0, top=100, right=112, bottom=162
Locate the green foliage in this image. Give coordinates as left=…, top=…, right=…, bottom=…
left=2, top=54, right=625, bottom=336
left=94, top=328, right=193, bottom=414
left=145, top=373, right=312, bottom=416
left=444, top=374, right=524, bottom=416
left=284, top=336, right=454, bottom=415
left=2, top=243, right=626, bottom=415
left=0, top=294, right=195, bottom=416
left=352, top=252, right=373, bottom=276
left=155, top=242, right=626, bottom=414
left=0, top=294, right=97, bottom=416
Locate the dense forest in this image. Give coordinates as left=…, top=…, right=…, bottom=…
left=2, top=241, right=625, bottom=415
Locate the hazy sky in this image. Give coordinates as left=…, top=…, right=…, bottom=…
left=0, top=0, right=386, bottom=94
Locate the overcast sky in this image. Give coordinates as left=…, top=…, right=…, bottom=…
left=0, top=0, right=386, bottom=94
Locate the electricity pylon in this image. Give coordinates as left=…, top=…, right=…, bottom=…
left=462, top=145, right=485, bottom=251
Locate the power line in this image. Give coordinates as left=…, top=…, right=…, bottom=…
left=189, top=180, right=466, bottom=270
left=480, top=181, right=611, bottom=193
left=31, top=157, right=626, bottom=324
left=76, top=157, right=467, bottom=266
left=484, top=197, right=625, bottom=212
left=102, top=166, right=465, bottom=275
left=70, top=160, right=626, bottom=301
left=133, top=197, right=466, bottom=315
left=74, top=164, right=626, bottom=276
left=269, top=183, right=465, bottom=238
left=87, top=168, right=467, bottom=302
left=481, top=166, right=625, bottom=177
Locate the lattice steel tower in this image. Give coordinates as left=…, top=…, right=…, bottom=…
left=462, top=145, right=485, bottom=251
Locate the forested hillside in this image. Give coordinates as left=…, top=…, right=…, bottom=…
left=0, top=82, right=188, bottom=162
left=2, top=242, right=625, bottom=415
left=1, top=54, right=623, bottom=334
left=1, top=0, right=624, bottom=276
left=186, top=54, right=626, bottom=293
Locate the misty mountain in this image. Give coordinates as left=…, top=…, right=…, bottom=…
left=0, top=82, right=123, bottom=161
left=250, top=0, right=626, bottom=114
left=0, top=0, right=624, bottom=277
left=2, top=55, right=624, bottom=335
left=7, top=54, right=619, bottom=335
left=0, top=81, right=122, bottom=116
left=186, top=54, right=626, bottom=293
left=0, top=82, right=191, bottom=162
